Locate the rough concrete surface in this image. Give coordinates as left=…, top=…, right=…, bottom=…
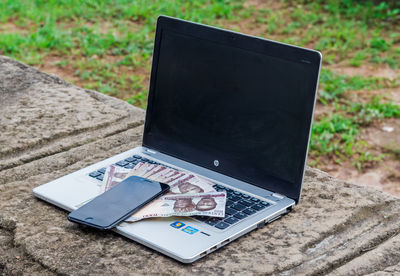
left=0, top=56, right=399, bottom=275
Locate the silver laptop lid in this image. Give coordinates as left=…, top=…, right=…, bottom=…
left=143, top=16, right=322, bottom=203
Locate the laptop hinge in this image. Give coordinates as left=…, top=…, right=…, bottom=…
left=144, top=148, right=158, bottom=154
left=272, top=193, right=284, bottom=199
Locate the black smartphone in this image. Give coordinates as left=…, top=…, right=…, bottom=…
left=68, top=176, right=170, bottom=230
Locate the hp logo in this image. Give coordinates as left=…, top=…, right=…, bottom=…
left=213, top=160, right=219, bottom=167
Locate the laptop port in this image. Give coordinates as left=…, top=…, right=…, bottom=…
left=221, top=239, right=230, bottom=246
left=200, top=251, right=207, bottom=257
left=268, top=215, right=282, bottom=224
left=210, top=245, right=218, bottom=251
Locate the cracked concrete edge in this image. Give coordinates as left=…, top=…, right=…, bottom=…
left=0, top=117, right=144, bottom=173
left=0, top=124, right=144, bottom=189
left=275, top=203, right=400, bottom=275
left=0, top=55, right=145, bottom=173
left=0, top=56, right=70, bottom=93
left=0, top=227, right=57, bottom=276
left=330, top=234, right=400, bottom=275
left=0, top=125, right=145, bottom=275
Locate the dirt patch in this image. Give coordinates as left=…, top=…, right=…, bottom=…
left=318, top=118, right=400, bottom=198
left=0, top=22, right=29, bottom=34
left=35, top=54, right=151, bottom=101
left=218, top=17, right=266, bottom=38
left=218, top=0, right=285, bottom=38
left=329, top=63, right=400, bottom=81
left=313, top=101, right=335, bottom=118
left=36, top=55, right=80, bottom=84
left=345, top=88, right=390, bottom=104
left=58, top=19, right=141, bottom=37
left=326, top=158, right=400, bottom=198
left=387, top=86, right=400, bottom=105
left=243, top=0, right=282, bottom=10
left=362, top=118, right=400, bottom=149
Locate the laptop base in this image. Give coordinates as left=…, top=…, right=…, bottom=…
left=33, top=146, right=294, bottom=263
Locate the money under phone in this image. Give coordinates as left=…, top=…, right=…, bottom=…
left=68, top=176, right=170, bottom=230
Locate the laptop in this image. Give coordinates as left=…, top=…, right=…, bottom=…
left=33, top=15, right=322, bottom=263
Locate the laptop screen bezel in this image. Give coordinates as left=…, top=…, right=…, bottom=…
left=142, top=15, right=322, bottom=203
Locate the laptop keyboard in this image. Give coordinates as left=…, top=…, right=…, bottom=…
left=88, top=155, right=273, bottom=230
left=88, top=154, right=162, bottom=181
left=195, top=184, right=271, bottom=230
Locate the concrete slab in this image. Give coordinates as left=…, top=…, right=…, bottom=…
left=1, top=56, right=399, bottom=275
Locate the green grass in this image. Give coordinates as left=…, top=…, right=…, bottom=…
left=250, top=0, right=400, bottom=67
left=0, top=0, right=245, bottom=107
left=293, top=0, right=400, bottom=24
left=0, top=0, right=242, bottom=56
left=1, top=0, right=400, bottom=170
left=310, top=113, right=359, bottom=157
left=310, top=95, right=400, bottom=169
left=350, top=96, right=400, bottom=124
left=318, top=69, right=386, bottom=103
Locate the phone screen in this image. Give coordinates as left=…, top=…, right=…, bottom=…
left=68, top=176, right=170, bottom=229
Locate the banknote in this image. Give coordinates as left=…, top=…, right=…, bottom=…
left=125, top=191, right=227, bottom=222
left=128, top=163, right=178, bottom=183
left=100, top=165, right=132, bottom=193
left=99, top=162, right=225, bottom=221
left=127, top=163, right=216, bottom=193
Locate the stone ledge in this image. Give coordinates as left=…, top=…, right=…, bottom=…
left=0, top=56, right=145, bottom=172
left=0, top=56, right=399, bottom=275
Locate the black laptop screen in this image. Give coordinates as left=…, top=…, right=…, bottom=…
left=144, top=18, right=320, bottom=202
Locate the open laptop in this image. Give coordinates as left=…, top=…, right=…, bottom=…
left=33, top=15, right=322, bottom=263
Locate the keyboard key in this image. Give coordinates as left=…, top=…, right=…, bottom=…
left=231, top=203, right=246, bottom=211
left=125, top=157, right=135, bottom=162
left=252, top=204, right=266, bottom=211
left=205, top=220, right=217, bottom=226
left=243, top=208, right=257, bottom=215
left=133, top=155, right=142, bottom=159
left=215, top=222, right=230, bottom=230
left=250, top=197, right=260, bottom=202
left=89, top=171, right=101, bottom=178
left=116, top=161, right=128, bottom=167
left=261, top=201, right=270, bottom=206
left=97, top=168, right=106, bottom=174
left=142, top=158, right=150, bottom=162
left=96, top=175, right=104, bottom=181
left=124, top=163, right=135, bottom=169
left=241, top=194, right=250, bottom=199
left=238, top=199, right=253, bottom=207
left=233, top=191, right=242, bottom=196
left=229, top=195, right=241, bottom=202
left=234, top=212, right=247, bottom=220
left=225, top=188, right=232, bottom=193
left=208, top=217, right=222, bottom=222
left=225, top=207, right=237, bottom=216
left=195, top=216, right=209, bottom=222
left=224, top=216, right=239, bottom=225
left=226, top=200, right=234, bottom=206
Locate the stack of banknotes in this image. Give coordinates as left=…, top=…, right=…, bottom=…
left=99, top=163, right=227, bottom=222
